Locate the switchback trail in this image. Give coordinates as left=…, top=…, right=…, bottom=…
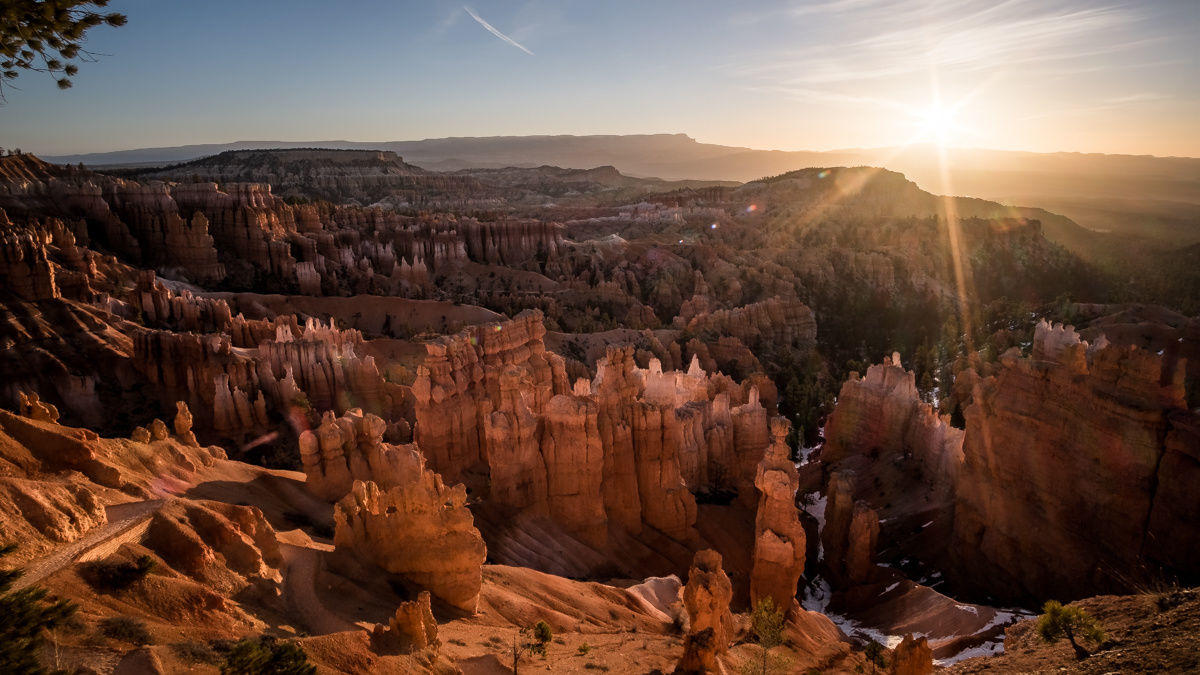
left=14, top=499, right=164, bottom=590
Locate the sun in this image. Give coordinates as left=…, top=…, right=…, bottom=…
left=913, top=102, right=963, bottom=146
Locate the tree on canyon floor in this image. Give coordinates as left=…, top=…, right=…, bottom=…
left=1036, top=600, right=1105, bottom=660
left=219, top=635, right=316, bottom=675
left=0, top=543, right=78, bottom=674
left=509, top=621, right=554, bottom=673
left=744, top=596, right=788, bottom=675
left=863, top=639, right=886, bottom=673
left=1, top=0, right=127, bottom=100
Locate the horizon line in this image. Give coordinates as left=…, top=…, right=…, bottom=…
left=35, top=134, right=1200, bottom=162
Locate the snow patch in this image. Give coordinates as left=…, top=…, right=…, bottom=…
left=933, top=608, right=1029, bottom=666
left=796, top=443, right=820, bottom=466
left=935, top=640, right=1005, bottom=666
left=801, top=577, right=833, bottom=613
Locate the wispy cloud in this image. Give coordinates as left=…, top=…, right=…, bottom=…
left=728, top=0, right=1141, bottom=89
left=1104, top=92, right=1168, bottom=104
left=1021, top=91, right=1170, bottom=120
left=464, top=6, right=534, bottom=55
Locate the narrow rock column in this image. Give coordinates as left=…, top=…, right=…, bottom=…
left=750, top=417, right=806, bottom=614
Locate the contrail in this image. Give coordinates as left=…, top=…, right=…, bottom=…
left=463, top=6, right=534, bottom=55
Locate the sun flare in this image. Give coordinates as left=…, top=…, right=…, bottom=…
left=914, top=102, right=962, bottom=146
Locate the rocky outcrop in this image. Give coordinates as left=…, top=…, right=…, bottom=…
left=951, top=320, right=1199, bottom=601
left=134, top=317, right=403, bottom=441
left=822, top=472, right=879, bottom=589
left=675, top=628, right=721, bottom=675
left=173, top=401, right=199, bottom=447
left=682, top=296, right=817, bottom=352
left=145, top=499, right=283, bottom=596
left=334, top=475, right=486, bottom=613
left=889, top=634, right=933, bottom=675
left=299, top=409, right=423, bottom=502
left=130, top=270, right=233, bottom=332
left=410, top=310, right=569, bottom=484
left=372, top=590, right=439, bottom=654
left=482, top=366, right=548, bottom=513
left=0, top=222, right=58, bottom=301
left=750, top=417, right=806, bottom=613
left=823, top=352, right=963, bottom=483
left=0, top=477, right=106, bottom=545
left=588, top=349, right=768, bottom=545
left=408, top=312, right=779, bottom=555
left=818, top=353, right=963, bottom=587
left=458, top=218, right=564, bottom=266
left=103, top=181, right=225, bottom=284
left=827, top=325, right=1199, bottom=603
left=539, top=393, right=607, bottom=548
left=678, top=549, right=734, bottom=673
left=18, top=390, right=60, bottom=423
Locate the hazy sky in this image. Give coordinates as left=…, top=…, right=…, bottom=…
left=4, top=0, right=1198, bottom=156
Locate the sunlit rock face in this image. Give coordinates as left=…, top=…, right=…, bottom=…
left=372, top=590, right=439, bottom=654
left=889, top=634, right=934, bottom=675
left=820, top=321, right=1199, bottom=603
left=952, top=320, right=1199, bottom=602
left=410, top=309, right=569, bottom=484
left=675, top=549, right=734, bottom=673
left=539, top=393, right=608, bottom=548
left=299, top=408, right=423, bottom=502
left=0, top=218, right=59, bottom=301
left=750, top=417, right=806, bottom=613
left=134, top=316, right=403, bottom=443
left=682, top=295, right=817, bottom=355
left=334, top=476, right=487, bottom=613
left=145, top=499, right=283, bottom=596
left=407, top=311, right=777, bottom=551
left=823, top=351, right=964, bottom=487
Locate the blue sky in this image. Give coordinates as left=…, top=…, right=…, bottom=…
left=3, top=0, right=1197, bottom=156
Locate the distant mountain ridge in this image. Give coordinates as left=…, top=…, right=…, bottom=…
left=46, top=133, right=1200, bottom=247
left=46, top=133, right=1200, bottom=180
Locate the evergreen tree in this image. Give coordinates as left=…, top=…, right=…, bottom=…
left=0, top=543, right=78, bottom=674
left=1, top=1, right=127, bottom=99
left=1036, top=600, right=1105, bottom=660
left=220, top=635, right=315, bottom=675
left=747, top=596, right=786, bottom=675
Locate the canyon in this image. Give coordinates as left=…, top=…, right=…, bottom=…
left=0, top=148, right=1195, bottom=674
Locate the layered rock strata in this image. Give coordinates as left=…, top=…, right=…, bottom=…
left=333, top=475, right=487, bottom=613
left=409, top=311, right=777, bottom=551
left=952, top=320, right=1199, bottom=601
left=822, top=320, right=1199, bottom=602
left=823, top=352, right=963, bottom=484
left=134, top=317, right=404, bottom=441
left=300, top=409, right=423, bottom=502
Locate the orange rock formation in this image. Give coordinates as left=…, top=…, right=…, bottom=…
left=333, top=476, right=487, bottom=613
